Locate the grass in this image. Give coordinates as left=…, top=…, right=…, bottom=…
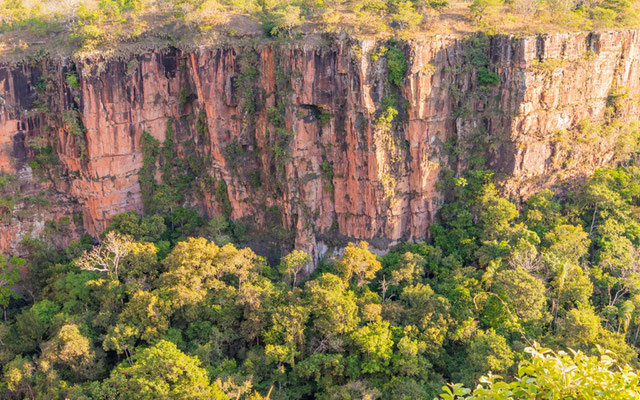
left=0, top=0, right=637, bottom=63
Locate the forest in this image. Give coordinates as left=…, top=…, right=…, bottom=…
left=2, top=153, right=640, bottom=398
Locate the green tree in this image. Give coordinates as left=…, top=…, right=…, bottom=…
left=104, top=340, right=227, bottom=399
left=336, top=242, right=382, bottom=287
left=387, top=46, right=407, bottom=86
left=399, top=283, right=451, bottom=355
left=458, top=329, right=514, bottom=386
left=351, top=320, right=394, bottom=373
left=305, top=273, right=360, bottom=341
left=489, top=267, right=547, bottom=324
left=469, top=0, right=503, bottom=21
left=105, top=211, right=166, bottom=243
left=392, top=1, right=423, bottom=30
left=103, top=290, right=170, bottom=358
left=0, top=255, right=21, bottom=320
left=264, top=4, right=303, bottom=37
left=39, top=324, right=104, bottom=381
left=159, top=238, right=260, bottom=311
left=279, top=249, right=311, bottom=287
left=264, top=304, right=309, bottom=367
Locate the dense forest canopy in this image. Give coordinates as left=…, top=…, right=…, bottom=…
left=3, top=155, right=640, bottom=397
left=0, top=0, right=639, bottom=60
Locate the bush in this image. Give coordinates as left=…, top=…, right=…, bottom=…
left=65, top=73, right=80, bottom=91
left=267, top=106, right=286, bottom=127
left=263, top=5, right=304, bottom=37
left=392, top=1, right=423, bottom=30
left=387, top=46, right=407, bottom=86
left=477, top=67, right=499, bottom=85
left=469, top=0, right=503, bottom=21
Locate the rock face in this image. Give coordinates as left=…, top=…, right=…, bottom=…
left=1, top=30, right=639, bottom=258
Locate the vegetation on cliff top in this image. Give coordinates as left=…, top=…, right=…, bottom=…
left=0, top=0, right=638, bottom=61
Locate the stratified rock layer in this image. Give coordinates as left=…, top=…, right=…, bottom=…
left=1, top=30, right=639, bottom=258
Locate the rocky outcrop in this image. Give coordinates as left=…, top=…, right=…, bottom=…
left=1, top=30, right=639, bottom=259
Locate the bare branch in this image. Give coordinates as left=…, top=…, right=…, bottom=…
left=76, top=232, right=131, bottom=280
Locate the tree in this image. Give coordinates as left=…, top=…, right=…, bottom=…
left=351, top=320, right=394, bottom=373
left=120, top=241, right=159, bottom=284
left=103, top=290, right=170, bottom=358
left=555, top=307, right=636, bottom=364
left=399, top=283, right=451, bottom=355
left=382, top=377, right=427, bottom=400
left=264, top=4, right=303, bottom=37
left=458, top=329, right=514, bottom=386
left=39, top=324, right=103, bottom=381
left=336, top=242, right=382, bottom=287
left=0, top=255, right=21, bottom=320
left=76, top=231, right=132, bottom=280
left=545, top=257, right=592, bottom=322
left=523, top=189, right=565, bottom=237
left=476, top=184, right=519, bottom=242
left=3, top=355, right=36, bottom=399
left=158, top=238, right=258, bottom=311
left=279, top=249, right=311, bottom=287
left=490, top=267, right=547, bottom=324
left=389, top=252, right=426, bottom=287
left=305, top=273, right=360, bottom=346
left=264, top=304, right=309, bottom=367
left=104, top=340, right=227, bottom=400
left=105, top=211, right=166, bottom=243
left=391, top=1, right=423, bottom=30
left=543, top=224, right=590, bottom=264
left=469, top=0, right=503, bottom=21
left=326, top=380, right=381, bottom=400
left=386, top=46, right=407, bottom=87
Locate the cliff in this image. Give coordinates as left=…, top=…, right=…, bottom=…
left=1, top=30, right=639, bottom=259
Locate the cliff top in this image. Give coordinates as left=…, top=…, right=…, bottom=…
left=0, top=0, right=639, bottom=63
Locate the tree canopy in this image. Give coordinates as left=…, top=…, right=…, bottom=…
left=2, top=163, right=640, bottom=398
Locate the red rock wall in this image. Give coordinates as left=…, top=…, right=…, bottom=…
left=0, top=30, right=639, bottom=258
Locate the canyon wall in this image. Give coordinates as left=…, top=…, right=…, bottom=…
left=1, top=30, right=639, bottom=259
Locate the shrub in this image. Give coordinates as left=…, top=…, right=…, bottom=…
left=263, top=5, right=304, bottom=37
left=387, top=46, right=407, bottom=86
left=469, top=0, right=503, bottom=21
left=178, top=88, right=194, bottom=109
left=317, top=110, right=331, bottom=127
left=392, top=1, right=423, bottom=30
left=267, top=106, right=286, bottom=127
left=477, top=67, right=499, bottom=85
left=66, top=73, right=81, bottom=91
left=224, top=141, right=243, bottom=162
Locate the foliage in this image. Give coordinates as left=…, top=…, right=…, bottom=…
left=440, top=344, right=640, bottom=399
left=0, top=255, right=21, bottom=315
left=1, top=0, right=639, bottom=62
left=5, top=155, right=640, bottom=398
left=104, top=340, right=227, bottom=399
left=279, top=249, right=311, bottom=287
left=263, top=5, right=304, bottom=37
left=387, top=46, right=407, bottom=87
left=65, top=73, right=80, bottom=91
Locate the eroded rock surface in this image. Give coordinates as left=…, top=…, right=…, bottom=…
left=1, top=30, right=639, bottom=258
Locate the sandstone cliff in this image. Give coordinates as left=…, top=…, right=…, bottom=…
left=1, top=30, right=639, bottom=259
